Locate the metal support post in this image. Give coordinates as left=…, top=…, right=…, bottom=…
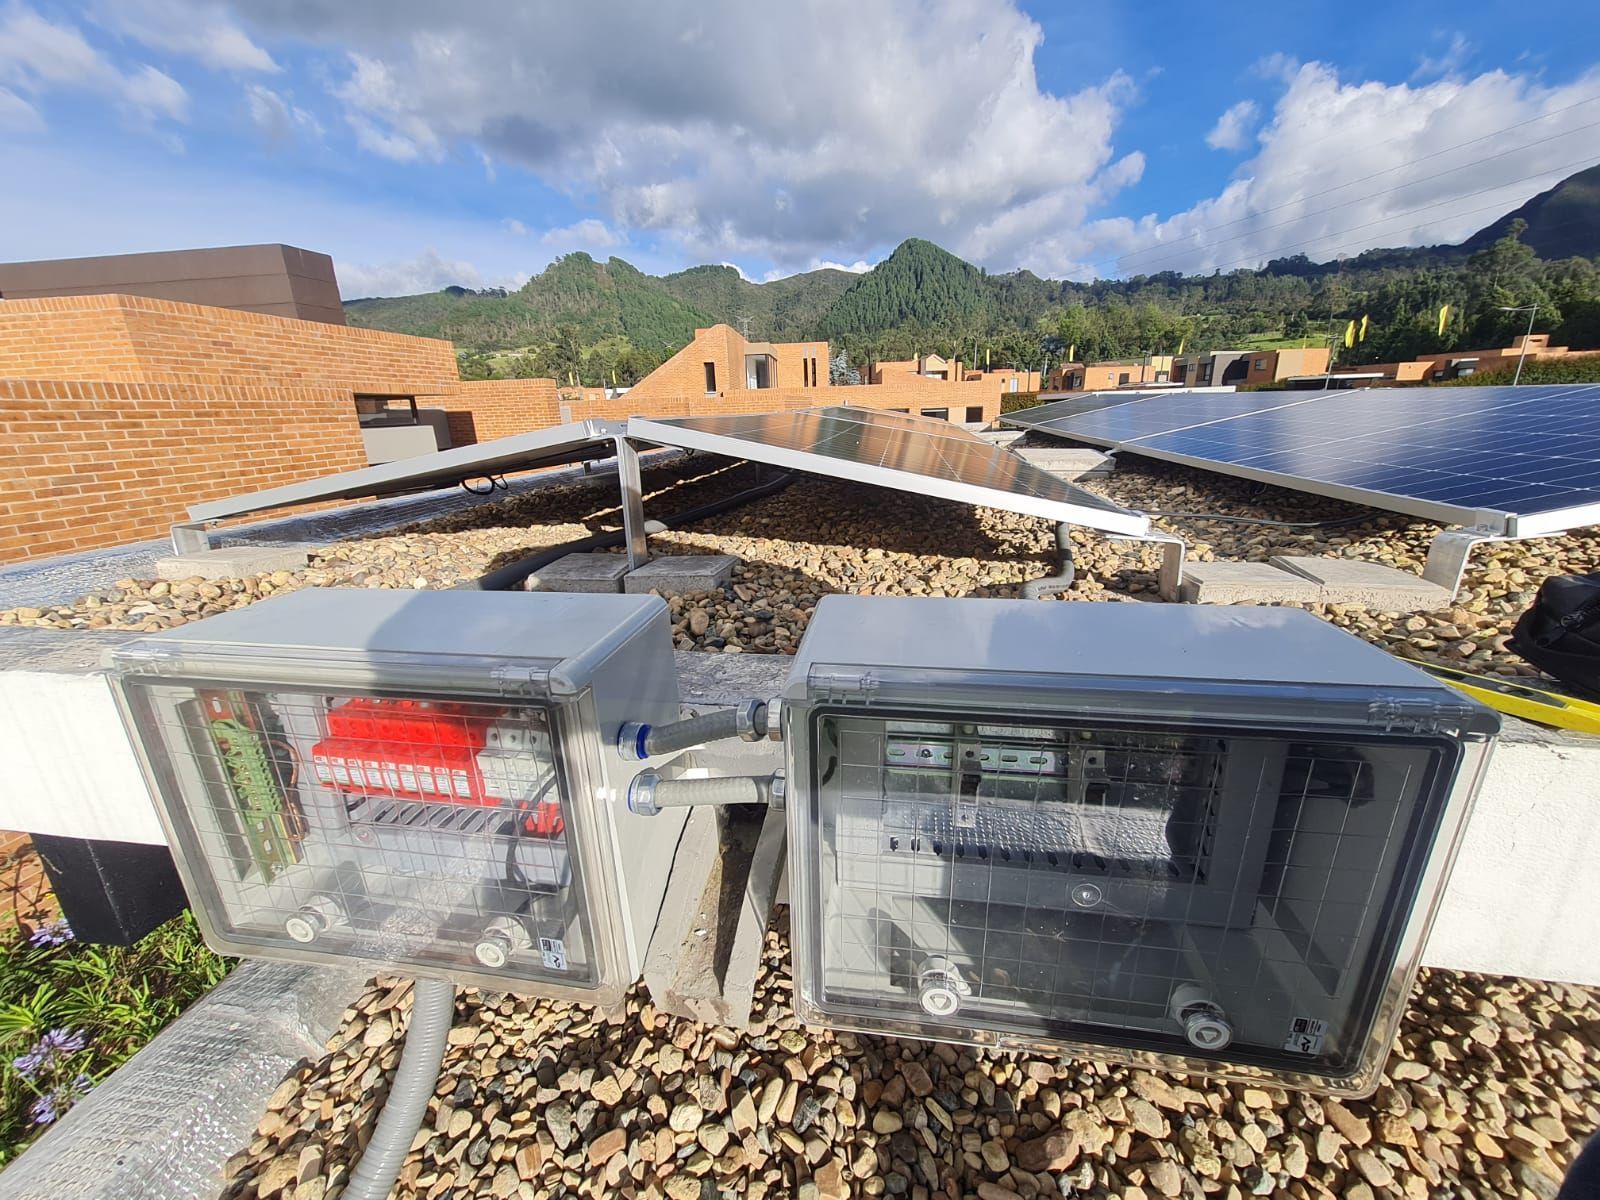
left=617, top=437, right=650, bottom=569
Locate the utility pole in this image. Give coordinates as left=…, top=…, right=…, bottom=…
left=1498, top=304, right=1538, bottom=386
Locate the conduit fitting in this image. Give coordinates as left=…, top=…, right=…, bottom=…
left=617, top=699, right=777, bottom=761
left=627, top=771, right=778, bottom=816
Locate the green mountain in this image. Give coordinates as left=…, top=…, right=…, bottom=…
left=1462, top=163, right=1600, bottom=261
left=345, top=253, right=714, bottom=352
left=656, top=264, right=856, bottom=341
left=344, top=167, right=1600, bottom=373
left=345, top=252, right=854, bottom=353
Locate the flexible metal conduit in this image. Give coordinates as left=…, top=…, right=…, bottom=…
left=619, top=699, right=773, bottom=761
left=341, top=978, right=457, bottom=1200
left=1022, top=522, right=1076, bottom=599
left=460, top=470, right=796, bottom=592
left=628, top=772, right=777, bottom=816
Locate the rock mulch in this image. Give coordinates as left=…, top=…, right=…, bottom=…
left=4, top=452, right=1597, bottom=692
left=221, top=913, right=1598, bottom=1200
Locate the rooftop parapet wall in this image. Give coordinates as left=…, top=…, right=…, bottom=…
left=0, top=377, right=366, bottom=564
left=0, top=294, right=458, bottom=394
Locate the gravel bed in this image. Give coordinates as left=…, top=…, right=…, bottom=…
left=220, top=912, right=1599, bottom=1200
left=4, top=451, right=1597, bottom=691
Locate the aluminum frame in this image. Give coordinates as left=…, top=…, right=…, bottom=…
left=629, top=407, right=1151, bottom=538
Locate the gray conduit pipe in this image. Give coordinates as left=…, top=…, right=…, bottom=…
left=342, top=978, right=457, bottom=1200
left=619, top=699, right=772, bottom=761
left=628, top=772, right=776, bottom=816
left=1022, top=522, right=1076, bottom=599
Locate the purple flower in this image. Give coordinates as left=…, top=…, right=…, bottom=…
left=37, top=1029, right=85, bottom=1055
left=27, top=918, right=73, bottom=948
left=11, top=1049, right=45, bottom=1079
left=26, top=1073, right=93, bottom=1126
left=10, top=1029, right=86, bottom=1080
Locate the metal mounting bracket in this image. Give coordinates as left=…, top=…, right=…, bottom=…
left=1422, top=528, right=1523, bottom=598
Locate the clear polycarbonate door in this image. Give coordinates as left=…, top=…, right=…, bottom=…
left=799, top=708, right=1456, bottom=1090
left=121, top=680, right=599, bottom=988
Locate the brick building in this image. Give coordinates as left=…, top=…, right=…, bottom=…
left=1302, top=334, right=1600, bottom=388
left=618, top=325, right=1003, bottom=425
left=0, top=293, right=560, bottom=564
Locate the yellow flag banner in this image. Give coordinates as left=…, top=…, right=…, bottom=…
left=1068, top=343, right=1076, bottom=363
left=1177, top=337, right=1186, bottom=356
left=1359, top=314, right=1370, bottom=342
left=1437, top=304, right=1450, bottom=337
left=1344, top=320, right=1356, bottom=349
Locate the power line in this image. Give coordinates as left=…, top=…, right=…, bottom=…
left=1114, top=90, right=1600, bottom=270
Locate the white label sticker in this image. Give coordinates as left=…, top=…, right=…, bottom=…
left=1283, top=1016, right=1328, bottom=1055
left=539, top=937, right=568, bottom=971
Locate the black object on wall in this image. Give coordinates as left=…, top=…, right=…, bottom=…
left=31, top=835, right=188, bottom=946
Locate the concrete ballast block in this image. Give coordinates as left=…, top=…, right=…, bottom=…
left=1012, top=447, right=1115, bottom=479
left=1177, top=561, right=1321, bottom=605
left=1270, top=555, right=1452, bottom=611
left=624, top=554, right=738, bottom=595
left=155, top=547, right=308, bottom=582
left=523, top=552, right=630, bottom=593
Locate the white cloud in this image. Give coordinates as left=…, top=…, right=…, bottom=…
left=1205, top=99, right=1259, bottom=151
left=0, top=3, right=189, bottom=124
left=540, top=218, right=622, bottom=249
left=814, top=259, right=872, bottom=274
left=336, top=248, right=499, bottom=298
left=216, top=0, right=1141, bottom=276
left=0, top=81, right=40, bottom=130
left=91, top=0, right=276, bottom=72
left=1414, top=32, right=1471, bottom=81
left=246, top=82, right=321, bottom=142
left=1100, top=61, right=1600, bottom=277
left=503, top=218, right=527, bottom=236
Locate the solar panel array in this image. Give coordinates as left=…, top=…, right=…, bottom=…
left=629, top=406, right=1150, bottom=536
left=1004, top=385, right=1600, bottom=535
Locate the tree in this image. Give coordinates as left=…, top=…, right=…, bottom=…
left=829, top=349, right=860, bottom=385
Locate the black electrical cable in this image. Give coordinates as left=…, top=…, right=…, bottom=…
left=459, top=468, right=796, bottom=591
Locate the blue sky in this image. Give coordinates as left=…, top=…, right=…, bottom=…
left=0, top=1, right=1596, bottom=297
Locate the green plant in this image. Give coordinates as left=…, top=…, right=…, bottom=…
left=0, top=912, right=231, bottom=1164
left=1000, top=391, right=1040, bottom=414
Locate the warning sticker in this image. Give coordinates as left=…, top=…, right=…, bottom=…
left=1283, top=1016, right=1328, bottom=1055
left=538, top=937, right=568, bottom=971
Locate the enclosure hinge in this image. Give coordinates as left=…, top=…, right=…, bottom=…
left=492, top=665, right=554, bottom=698
left=1366, top=696, right=1473, bottom=734
left=810, top=668, right=876, bottom=706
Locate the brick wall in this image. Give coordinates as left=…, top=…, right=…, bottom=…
left=0, top=377, right=366, bottom=563
left=434, top=378, right=562, bottom=447
left=0, top=294, right=457, bottom=393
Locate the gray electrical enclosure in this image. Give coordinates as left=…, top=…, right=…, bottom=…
left=782, top=597, right=1498, bottom=1094
left=109, top=589, right=683, bottom=1003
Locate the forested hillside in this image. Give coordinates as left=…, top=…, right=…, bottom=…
left=344, top=166, right=1600, bottom=384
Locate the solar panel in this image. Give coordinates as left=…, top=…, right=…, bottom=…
left=627, top=406, right=1150, bottom=537
left=187, top=420, right=626, bottom=523
left=1004, top=385, right=1600, bottom=535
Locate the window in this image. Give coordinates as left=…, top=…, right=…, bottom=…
left=1254, top=358, right=1267, bottom=371
left=965, top=405, right=985, bottom=423
left=1009, top=378, right=1019, bottom=392
left=1118, top=372, right=1130, bottom=385
left=704, top=362, right=717, bottom=393
left=921, top=408, right=949, bottom=420
left=1173, top=365, right=1188, bottom=384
